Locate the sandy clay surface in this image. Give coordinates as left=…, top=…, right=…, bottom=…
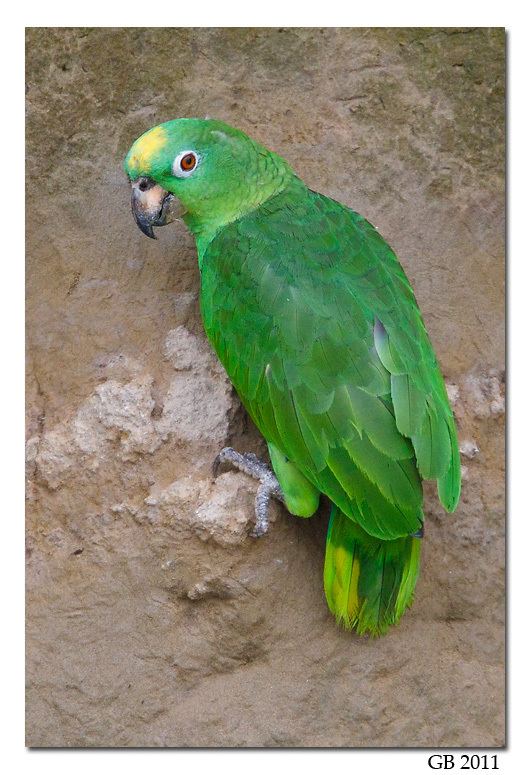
left=26, top=28, right=505, bottom=747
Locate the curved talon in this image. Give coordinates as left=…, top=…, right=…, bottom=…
left=212, top=446, right=240, bottom=478
left=410, top=525, right=424, bottom=538
left=211, top=452, right=224, bottom=479
left=249, top=525, right=268, bottom=539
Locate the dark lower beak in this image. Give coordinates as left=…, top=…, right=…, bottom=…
left=130, top=177, right=185, bottom=239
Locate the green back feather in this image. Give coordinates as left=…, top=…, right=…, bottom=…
left=200, top=178, right=461, bottom=537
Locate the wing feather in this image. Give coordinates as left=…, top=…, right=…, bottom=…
left=200, top=180, right=461, bottom=539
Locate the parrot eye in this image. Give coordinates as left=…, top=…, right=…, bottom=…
left=180, top=153, right=196, bottom=171
left=173, top=150, right=200, bottom=178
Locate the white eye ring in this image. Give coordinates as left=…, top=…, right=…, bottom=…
left=172, top=150, right=200, bottom=178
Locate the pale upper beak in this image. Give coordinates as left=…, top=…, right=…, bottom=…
left=130, top=177, right=186, bottom=239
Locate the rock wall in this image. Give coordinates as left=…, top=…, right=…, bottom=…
left=26, top=28, right=505, bottom=747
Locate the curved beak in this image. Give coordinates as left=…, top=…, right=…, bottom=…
left=130, top=177, right=186, bottom=239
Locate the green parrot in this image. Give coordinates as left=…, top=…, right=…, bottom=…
left=124, top=118, right=460, bottom=636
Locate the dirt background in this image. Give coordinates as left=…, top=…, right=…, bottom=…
left=25, top=28, right=505, bottom=747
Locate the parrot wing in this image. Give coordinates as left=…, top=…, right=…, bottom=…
left=200, top=182, right=460, bottom=540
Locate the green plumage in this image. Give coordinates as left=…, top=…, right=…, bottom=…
left=125, top=118, right=461, bottom=636
left=199, top=178, right=460, bottom=634
left=324, top=506, right=422, bottom=635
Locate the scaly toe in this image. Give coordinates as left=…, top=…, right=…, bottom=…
left=212, top=447, right=286, bottom=537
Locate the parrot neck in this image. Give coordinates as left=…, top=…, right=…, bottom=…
left=184, top=171, right=305, bottom=265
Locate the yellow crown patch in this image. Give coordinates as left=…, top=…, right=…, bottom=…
left=127, top=125, right=167, bottom=175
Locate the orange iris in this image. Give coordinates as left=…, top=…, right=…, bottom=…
left=180, top=153, right=196, bottom=171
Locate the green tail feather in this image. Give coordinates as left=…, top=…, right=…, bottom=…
left=324, top=505, right=421, bottom=636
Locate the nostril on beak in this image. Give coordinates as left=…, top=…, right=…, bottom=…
left=137, top=177, right=154, bottom=193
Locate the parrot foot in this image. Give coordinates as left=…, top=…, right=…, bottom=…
left=212, top=447, right=285, bottom=537
left=410, top=525, right=424, bottom=538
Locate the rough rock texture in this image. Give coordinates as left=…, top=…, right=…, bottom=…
left=26, top=28, right=505, bottom=747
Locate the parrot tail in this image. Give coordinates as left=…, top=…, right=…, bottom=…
left=323, top=505, right=421, bottom=637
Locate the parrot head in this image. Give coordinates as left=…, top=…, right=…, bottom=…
left=124, top=118, right=292, bottom=239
